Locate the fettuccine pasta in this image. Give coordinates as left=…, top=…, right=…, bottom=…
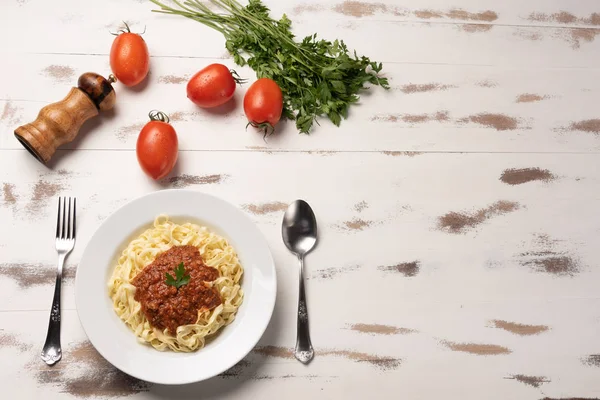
left=108, top=215, right=244, bottom=352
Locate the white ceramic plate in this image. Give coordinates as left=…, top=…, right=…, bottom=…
left=75, top=189, right=277, bottom=385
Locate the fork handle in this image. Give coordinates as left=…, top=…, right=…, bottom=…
left=41, top=254, right=64, bottom=366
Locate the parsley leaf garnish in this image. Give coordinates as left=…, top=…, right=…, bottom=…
left=165, top=262, right=191, bottom=288
left=150, top=0, right=390, bottom=134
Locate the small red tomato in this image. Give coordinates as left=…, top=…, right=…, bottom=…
left=109, top=23, right=150, bottom=87
left=243, top=78, right=283, bottom=133
left=187, top=64, right=245, bottom=108
left=136, top=111, right=178, bottom=180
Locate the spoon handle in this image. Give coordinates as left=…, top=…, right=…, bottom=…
left=295, top=256, right=314, bottom=364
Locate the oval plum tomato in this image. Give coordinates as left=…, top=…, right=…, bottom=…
left=243, top=78, right=283, bottom=135
left=136, top=111, right=178, bottom=180
left=109, top=23, right=149, bottom=87
left=186, top=63, right=245, bottom=108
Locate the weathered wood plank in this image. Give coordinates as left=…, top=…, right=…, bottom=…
left=1, top=1, right=600, bottom=67
left=2, top=57, right=600, bottom=152
left=289, top=0, right=600, bottom=29
left=1, top=299, right=599, bottom=399
left=6, top=0, right=600, bottom=28
left=1, top=149, right=599, bottom=313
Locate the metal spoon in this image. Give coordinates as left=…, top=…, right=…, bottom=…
left=282, top=199, right=317, bottom=364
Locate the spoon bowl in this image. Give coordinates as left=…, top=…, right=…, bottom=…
left=282, top=200, right=317, bottom=256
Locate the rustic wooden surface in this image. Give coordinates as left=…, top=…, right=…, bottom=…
left=1, top=0, right=600, bottom=399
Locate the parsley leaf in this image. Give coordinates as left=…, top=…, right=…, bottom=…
left=150, top=0, right=390, bottom=134
left=165, top=262, right=191, bottom=288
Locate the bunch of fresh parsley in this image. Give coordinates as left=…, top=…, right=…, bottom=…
left=150, top=0, right=390, bottom=133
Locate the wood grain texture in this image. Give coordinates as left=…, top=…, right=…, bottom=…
left=1, top=0, right=600, bottom=398
left=2, top=151, right=600, bottom=398
left=2, top=0, right=600, bottom=65
left=3, top=56, right=600, bottom=152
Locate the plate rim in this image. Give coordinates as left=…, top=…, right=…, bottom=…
left=74, top=188, right=277, bottom=385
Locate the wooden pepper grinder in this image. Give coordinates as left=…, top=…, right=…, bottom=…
left=14, top=72, right=117, bottom=164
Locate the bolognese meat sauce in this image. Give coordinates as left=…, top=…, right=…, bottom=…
left=132, top=245, right=222, bottom=334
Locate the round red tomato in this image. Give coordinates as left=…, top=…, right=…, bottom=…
left=110, top=24, right=149, bottom=87
left=187, top=63, right=242, bottom=108
left=243, top=78, right=283, bottom=132
left=136, top=111, right=178, bottom=180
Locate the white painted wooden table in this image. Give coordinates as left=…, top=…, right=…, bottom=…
left=1, top=0, right=599, bottom=398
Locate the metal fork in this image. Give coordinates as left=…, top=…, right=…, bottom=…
left=41, top=197, right=76, bottom=366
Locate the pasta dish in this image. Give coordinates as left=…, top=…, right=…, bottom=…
left=108, top=215, right=244, bottom=352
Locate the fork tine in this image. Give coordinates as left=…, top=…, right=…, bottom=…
left=61, top=197, right=66, bottom=239
left=73, top=198, right=76, bottom=239
left=56, top=197, right=61, bottom=239
left=67, top=197, right=72, bottom=240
